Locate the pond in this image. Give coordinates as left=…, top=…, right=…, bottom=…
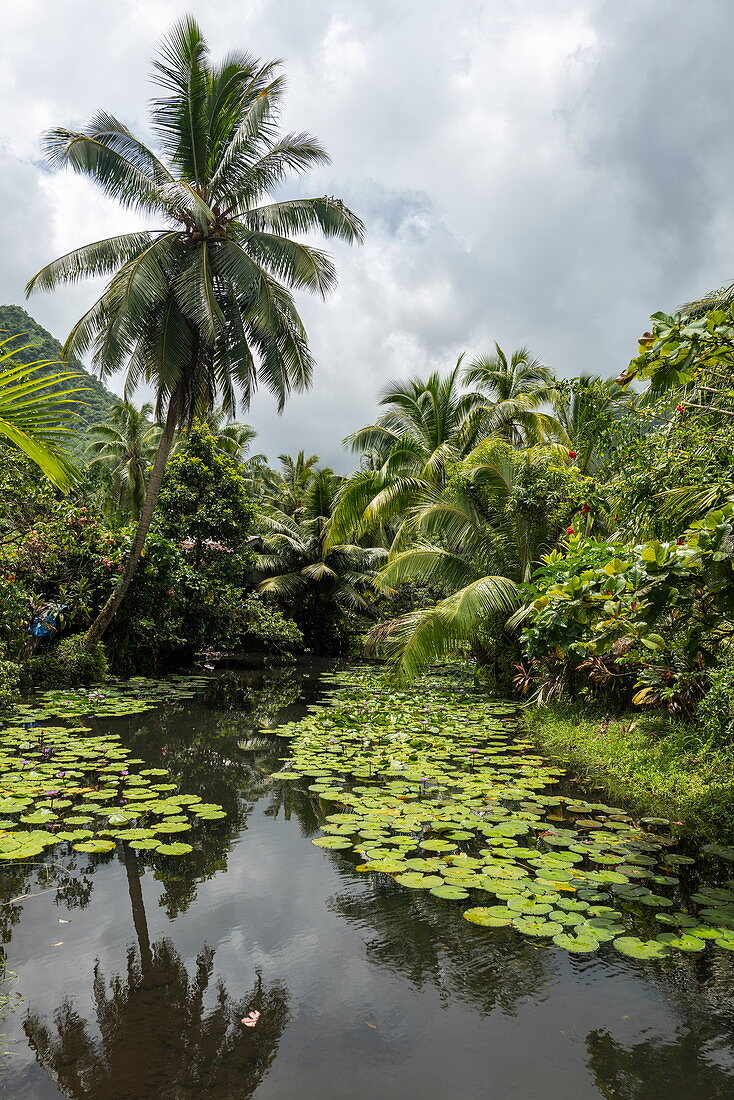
left=1, top=660, right=734, bottom=1099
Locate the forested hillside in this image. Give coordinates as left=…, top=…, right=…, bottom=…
left=0, top=304, right=118, bottom=430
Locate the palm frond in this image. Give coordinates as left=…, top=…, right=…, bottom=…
left=367, top=575, right=520, bottom=683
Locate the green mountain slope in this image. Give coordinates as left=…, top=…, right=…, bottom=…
left=0, top=304, right=118, bottom=430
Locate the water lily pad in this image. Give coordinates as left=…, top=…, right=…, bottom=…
left=512, top=916, right=563, bottom=937
left=419, top=839, right=457, bottom=852
left=613, top=936, right=670, bottom=960
left=463, top=907, right=511, bottom=927
left=312, top=836, right=353, bottom=849
left=553, top=932, right=600, bottom=953
left=507, top=896, right=553, bottom=916
left=430, top=885, right=469, bottom=900
left=656, top=933, right=706, bottom=952
left=395, top=873, right=443, bottom=889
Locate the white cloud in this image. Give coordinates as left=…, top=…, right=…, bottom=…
left=1, top=0, right=732, bottom=466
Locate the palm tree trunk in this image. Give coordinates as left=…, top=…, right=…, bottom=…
left=84, top=401, right=178, bottom=648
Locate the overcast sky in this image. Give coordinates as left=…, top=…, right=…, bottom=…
left=1, top=0, right=732, bottom=469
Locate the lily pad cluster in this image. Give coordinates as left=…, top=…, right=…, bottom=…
left=7, top=674, right=211, bottom=725
left=270, top=666, right=734, bottom=960
left=0, top=676, right=223, bottom=861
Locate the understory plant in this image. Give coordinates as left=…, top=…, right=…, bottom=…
left=518, top=505, right=734, bottom=713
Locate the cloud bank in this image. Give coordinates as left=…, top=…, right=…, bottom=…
left=1, top=0, right=732, bottom=468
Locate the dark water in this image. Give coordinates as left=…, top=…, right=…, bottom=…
left=1, top=660, right=734, bottom=1100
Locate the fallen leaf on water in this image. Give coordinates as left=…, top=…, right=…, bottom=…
left=241, top=1010, right=261, bottom=1028
left=58, top=919, right=70, bottom=924
left=52, top=942, right=64, bottom=947
left=365, top=1022, right=377, bottom=1030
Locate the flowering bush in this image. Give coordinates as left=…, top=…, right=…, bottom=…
left=9, top=502, right=125, bottom=631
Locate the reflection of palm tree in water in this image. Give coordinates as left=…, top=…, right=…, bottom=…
left=585, top=1026, right=734, bottom=1099
left=328, top=877, right=551, bottom=1015
left=24, top=845, right=289, bottom=1099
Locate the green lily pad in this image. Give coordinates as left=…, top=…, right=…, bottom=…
left=463, top=907, right=511, bottom=927
left=553, top=932, right=600, bottom=953
left=312, top=836, right=353, bottom=849
left=395, top=873, right=443, bottom=889
left=613, top=936, right=670, bottom=960
left=656, top=933, right=706, bottom=952
left=430, top=885, right=469, bottom=900
left=512, top=916, right=564, bottom=937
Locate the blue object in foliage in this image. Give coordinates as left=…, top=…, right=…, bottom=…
left=28, top=604, right=68, bottom=639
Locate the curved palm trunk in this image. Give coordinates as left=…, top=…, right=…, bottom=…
left=84, top=401, right=178, bottom=648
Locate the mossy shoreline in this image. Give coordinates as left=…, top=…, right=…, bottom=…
left=522, top=705, right=734, bottom=841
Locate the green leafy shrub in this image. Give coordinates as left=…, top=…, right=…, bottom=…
left=0, top=659, right=21, bottom=711
left=238, top=593, right=304, bottom=654
left=0, top=574, right=29, bottom=659
left=519, top=505, right=734, bottom=713
left=699, top=652, right=734, bottom=747
left=21, top=635, right=109, bottom=690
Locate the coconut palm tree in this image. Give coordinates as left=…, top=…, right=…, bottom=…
left=462, top=344, right=563, bottom=447
left=255, top=470, right=386, bottom=649
left=327, top=359, right=479, bottom=546
left=256, top=512, right=385, bottom=617
left=366, top=441, right=579, bottom=681
left=86, top=401, right=161, bottom=521
left=199, top=405, right=260, bottom=460
left=302, top=465, right=343, bottom=519
left=265, top=451, right=320, bottom=515
left=26, top=16, right=363, bottom=645
left=0, top=336, right=82, bottom=490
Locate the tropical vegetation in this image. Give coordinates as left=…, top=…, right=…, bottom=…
left=1, top=14, right=734, bottom=848
left=25, top=15, right=363, bottom=647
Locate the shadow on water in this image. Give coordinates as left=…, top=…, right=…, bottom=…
left=2, top=658, right=734, bottom=1098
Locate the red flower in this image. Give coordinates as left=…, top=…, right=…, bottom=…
left=568, top=450, right=577, bottom=460
left=676, top=404, right=685, bottom=413
left=566, top=525, right=575, bottom=535
left=581, top=504, right=590, bottom=514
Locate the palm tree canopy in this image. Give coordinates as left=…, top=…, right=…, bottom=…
left=365, top=440, right=579, bottom=680
left=256, top=509, right=386, bottom=615
left=86, top=401, right=161, bottom=520
left=328, top=360, right=477, bottom=546
left=462, top=344, right=563, bottom=446
left=347, top=359, right=478, bottom=458
left=551, top=374, right=636, bottom=475
left=680, top=282, right=734, bottom=319
left=26, top=15, right=364, bottom=422
left=199, top=406, right=258, bottom=458
left=263, top=451, right=321, bottom=515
